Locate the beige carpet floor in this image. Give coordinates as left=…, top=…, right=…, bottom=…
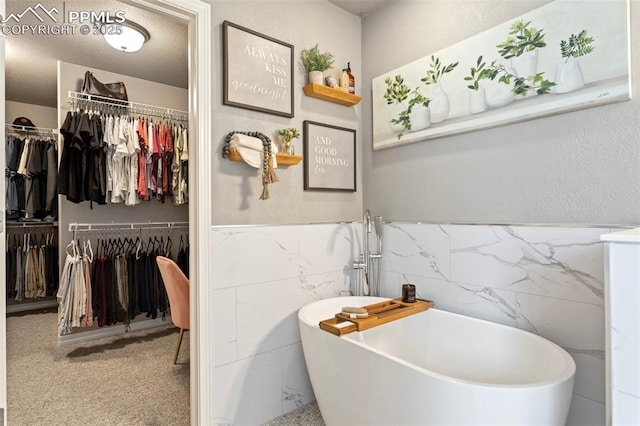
left=6, top=310, right=190, bottom=426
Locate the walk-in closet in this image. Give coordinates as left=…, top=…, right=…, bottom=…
left=3, top=1, right=191, bottom=423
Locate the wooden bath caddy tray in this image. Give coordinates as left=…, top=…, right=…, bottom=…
left=319, top=298, right=434, bottom=336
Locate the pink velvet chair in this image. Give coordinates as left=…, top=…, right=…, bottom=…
left=156, top=256, right=190, bottom=364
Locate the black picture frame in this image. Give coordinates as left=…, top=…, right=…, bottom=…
left=223, top=21, right=294, bottom=118
left=303, top=121, right=356, bottom=192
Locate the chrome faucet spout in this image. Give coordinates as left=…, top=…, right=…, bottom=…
left=353, top=209, right=383, bottom=297
left=374, top=215, right=383, bottom=255
left=364, top=209, right=372, bottom=234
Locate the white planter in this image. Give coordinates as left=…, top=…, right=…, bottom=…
left=511, top=50, right=538, bottom=97
left=409, top=104, right=430, bottom=132
left=511, top=50, right=538, bottom=79
left=484, top=77, right=515, bottom=108
left=388, top=103, right=406, bottom=133
left=553, top=60, right=585, bottom=94
left=426, top=83, right=450, bottom=124
left=468, top=87, right=487, bottom=114
left=309, top=70, right=324, bottom=85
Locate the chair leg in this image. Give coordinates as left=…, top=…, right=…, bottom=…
left=174, top=328, right=185, bottom=364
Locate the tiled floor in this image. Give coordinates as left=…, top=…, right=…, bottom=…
left=263, top=401, right=324, bottom=426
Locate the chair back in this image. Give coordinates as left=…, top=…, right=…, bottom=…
left=156, top=256, right=190, bottom=330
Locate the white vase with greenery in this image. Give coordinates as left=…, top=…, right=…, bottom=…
left=421, top=55, right=458, bottom=124
left=497, top=20, right=547, bottom=97
left=554, top=30, right=594, bottom=94
left=300, top=44, right=335, bottom=85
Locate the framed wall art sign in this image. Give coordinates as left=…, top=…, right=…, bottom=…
left=223, top=21, right=294, bottom=118
left=303, top=121, right=356, bottom=192
left=372, top=0, right=630, bottom=150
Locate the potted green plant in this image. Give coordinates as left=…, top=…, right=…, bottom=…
left=420, top=55, right=458, bottom=123
left=300, top=44, right=335, bottom=85
left=421, top=55, right=459, bottom=86
left=383, top=75, right=411, bottom=133
left=383, top=75, right=431, bottom=139
left=383, top=75, right=411, bottom=103
left=496, top=20, right=546, bottom=59
left=277, top=127, right=300, bottom=155
left=560, top=30, right=595, bottom=62
left=464, top=56, right=489, bottom=91
left=464, top=56, right=516, bottom=109
left=554, top=30, right=595, bottom=93
left=464, top=56, right=490, bottom=113
left=511, top=73, right=555, bottom=96
left=497, top=20, right=547, bottom=95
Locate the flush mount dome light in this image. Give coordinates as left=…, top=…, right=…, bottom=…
left=103, top=19, right=150, bottom=53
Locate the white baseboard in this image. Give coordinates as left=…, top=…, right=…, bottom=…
left=57, top=316, right=174, bottom=346
left=7, top=299, right=57, bottom=314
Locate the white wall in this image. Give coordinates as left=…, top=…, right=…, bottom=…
left=380, top=222, right=619, bottom=425
left=5, top=101, right=57, bottom=129
left=210, top=0, right=362, bottom=225
left=361, top=0, right=640, bottom=226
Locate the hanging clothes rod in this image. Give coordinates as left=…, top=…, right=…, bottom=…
left=5, top=123, right=57, bottom=136
left=67, top=91, right=188, bottom=121
left=6, top=220, right=59, bottom=228
left=68, top=221, right=189, bottom=232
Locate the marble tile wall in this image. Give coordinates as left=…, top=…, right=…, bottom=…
left=210, top=221, right=619, bottom=425
left=380, top=223, right=619, bottom=426
left=210, top=223, right=358, bottom=425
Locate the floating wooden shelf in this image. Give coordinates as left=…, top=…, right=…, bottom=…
left=227, top=147, right=302, bottom=166
left=303, top=83, right=362, bottom=106
left=319, top=298, right=434, bottom=336
left=276, top=152, right=303, bottom=166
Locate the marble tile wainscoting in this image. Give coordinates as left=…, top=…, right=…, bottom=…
left=210, top=223, right=359, bottom=425
left=379, top=223, right=623, bottom=426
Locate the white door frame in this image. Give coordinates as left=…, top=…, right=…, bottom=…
left=0, top=0, right=213, bottom=424
left=123, top=1, right=214, bottom=424
left=0, top=0, right=7, bottom=423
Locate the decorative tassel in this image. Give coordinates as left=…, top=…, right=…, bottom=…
left=265, top=155, right=278, bottom=184
left=259, top=183, right=270, bottom=200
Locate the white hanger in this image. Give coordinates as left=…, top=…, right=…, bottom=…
left=83, top=239, right=94, bottom=262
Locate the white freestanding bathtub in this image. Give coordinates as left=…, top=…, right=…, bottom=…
left=299, top=296, right=575, bottom=426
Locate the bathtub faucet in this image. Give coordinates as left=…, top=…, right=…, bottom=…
left=353, top=209, right=383, bottom=296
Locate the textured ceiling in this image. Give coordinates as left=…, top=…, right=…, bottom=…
left=4, top=0, right=188, bottom=107
left=4, top=0, right=385, bottom=108
left=327, top=0, right=388, bottom=16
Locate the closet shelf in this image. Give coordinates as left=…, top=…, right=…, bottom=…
left=228, top=147, right=302, bottom=166
left=6, top=220, right=59, bottom=228
left=302, top=83, right=362, bottom=106
left=69, top=221, right=189, bottom=233
left=68, top=91, right=189, bottom=122
left=5, top=123, right=57, bottom=136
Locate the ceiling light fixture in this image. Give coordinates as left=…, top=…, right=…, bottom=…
left=103, top=19, right=150, bottom=53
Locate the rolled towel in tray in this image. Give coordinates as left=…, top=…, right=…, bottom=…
left=230, top=133, right=278, bottom=169
left=342, top=306, right=368, bottom=319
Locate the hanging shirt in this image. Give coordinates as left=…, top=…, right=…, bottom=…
left=137, top=119, right=148, bottom=199
left=110, top=116, right=129, bottom=204
left=45, top=141, right=58, bottom=216
left=171, top=126, right=183, bottom=205
left=126, top=119, right=141, bottom=206
left=17, top=138, right=31, bottom=176
left=104, top=115, right=115, bottom=200
left=147, top=121, right=155, bottom=196
left=180, top=126, right=189, bottom=204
